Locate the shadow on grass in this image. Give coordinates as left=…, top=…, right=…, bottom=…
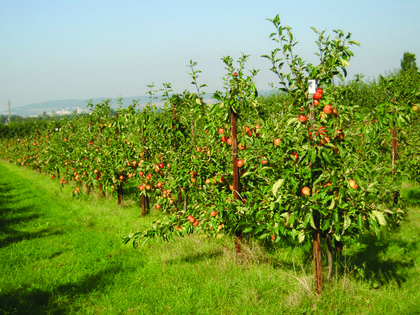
left=235, top=228, right=418, bottom=288
left=164, top=236, right=311, bottom=271
left=0, top=202, right=65, bottom=249
left=0, top=227, right=64, bottom=249
left=122, top=182, right=139, bottom=199
left=0, top=185, right=65, bottom=249
left=337, top=232, right=417, bottom=287
left=166, top=249, right=224, bottom=265
left=0, top=265, right=124, bottom=315
left=403, top=186, right=420, bottom=207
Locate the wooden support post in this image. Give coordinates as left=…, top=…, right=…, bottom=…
left=313, top=226, right=323, bottom=295
left=391, top=128, right=399, bottom=205
left=230, top=106, right=241, bottom=255
left=8, top=100, right=11, bottom=125
left=99, top=182, right=104, bottom=198
left=177, top=191, right=182, bottom=207
left=308, top=82, right=323, bottom=294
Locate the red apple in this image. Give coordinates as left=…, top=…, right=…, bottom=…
left=323, top=104, right=333, bottom=115
left=313, top=91, right=322, bottom=100
left=238, top=143, right=246, bottom=150
left=349, top=179, right=358, bottom=189
left=301, top=187, right=311, bottom=196
left=298, top=114, right=307, bottom=123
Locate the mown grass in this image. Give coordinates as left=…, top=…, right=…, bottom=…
left=0, top=161, right=419, bottom=314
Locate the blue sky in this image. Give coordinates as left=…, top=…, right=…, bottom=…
left=1, top=0, right=419, bottom=112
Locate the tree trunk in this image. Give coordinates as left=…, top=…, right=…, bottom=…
left=141, top=194, right=146, bottom=217
left=117, top=184, right=123, bottom=205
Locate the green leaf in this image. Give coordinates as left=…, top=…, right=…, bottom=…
left=272, top=178, right=284, bottom=196
left=321, top=218, right=331, bottom=231
left=333, top=210, right=339, bottom=227
left=287, top=117, right=299, bottom=125
left=336, top=143, right=345, bottom=157
left=298, top=230, right=305, bottom=243
left=254, top=225, right=264, bottom=234
left=322, top=150, right=331, bottom=164
left=259, top=232, right=271, bottom=240
left=372, top=211, right=387, bottom=226
left=343, top=215, right=351, bottom=230
left=328, top=197, right=335, bottom=210
left=243, top=226, right=253, bottom=233
left=310, top=147, right=317, bottom=163
left=369, top=218, right=381, bottom=236
left=309, top=212, right=316, bottom=229
left=357, top=214, right=363, bottom=230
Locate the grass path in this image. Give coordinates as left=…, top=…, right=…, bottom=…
left=1, top=161, right=420, bottom=314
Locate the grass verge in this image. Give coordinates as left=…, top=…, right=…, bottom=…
left=0, top=161, right=419, bottom=314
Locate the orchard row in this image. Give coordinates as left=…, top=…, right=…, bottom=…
left=1, top=14, right=419, bottom=294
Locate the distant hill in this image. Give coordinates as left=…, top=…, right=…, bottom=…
left=2, top=91, right=274, bottom=117
left=2, top=96, right=153, bottom=117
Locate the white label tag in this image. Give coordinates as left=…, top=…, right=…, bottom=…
left=308, top=80, right=317, bottom=95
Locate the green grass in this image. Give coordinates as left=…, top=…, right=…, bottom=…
left=1, top=161, right=420, bottom=314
